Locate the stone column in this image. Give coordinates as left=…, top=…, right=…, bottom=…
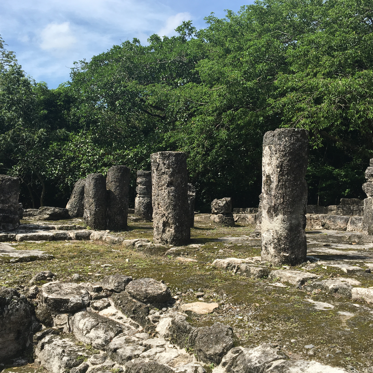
left=261, top=128, right=308, bottom=266
left=66, top=178, right=85, bottom=218
left=151, top=151, right=190, bottom=245
left=106, top=165, right=130, bottom=231
left=362, top=159, right=373, bottom=234
left=0, top=175, right=20, bottom=231
left=134, top=171, right=152, bottom=221
left=83, top=173, right=107, bottom=230
left=188, top=183, right=196, bottom=228
left=210, top=197, right=235, bottom=226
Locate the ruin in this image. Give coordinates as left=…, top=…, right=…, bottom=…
left=188, top=183, right=196, bottom=227
left=261, top=128, right=309, bottom=266
left=363, top=159, right=373, bottom=234
left=83, top=173, right=107, bottom=230
left=134, top=170, right=152, bottom=221
left=106, top=165, right=130, bottom=231
left=0, top=175, right=21, bottom=231
left=151, top=151, right=190, bottom=245
left=210, top=197, right=235, bottom=226
left=66, top=178, right=85, bottom=218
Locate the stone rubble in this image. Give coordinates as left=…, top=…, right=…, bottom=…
left=1, top=273, right=351, bottom=372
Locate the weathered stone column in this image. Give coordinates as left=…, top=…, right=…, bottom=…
left=188, top=183, right=196, bottom=228
left=106, top=165, right=130, bottom=231
left=83, top=173, right=107, bottom=230
left=210, top=197, right=235, bottom=227
left=0, top=175, right=20, bottom=231
left=66, top=178, right=85, bottom=218
left=134, top=170, right=152, bottom=221
left=261, top=128, right=308, bottom=266
left=151, top=151, right=190, bottom=245
left=362, top=159, right=373, bottom=234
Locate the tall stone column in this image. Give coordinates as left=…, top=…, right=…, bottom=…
left=106, top=165, right=130, bottom=231
left=83, top=173, right=107, bottom=230
left=66, top=178, right=85, bottom=218
left=134, top=170, right=152, bottom=221
left=0, top=175, right=20, bottom=231
left=261, top=128, right=308, bottom=266
left=362, top=159, right=373, bottom=234
left=188, top=183, right=196, bottom=228
left=151, top=151, right=190, bottom=245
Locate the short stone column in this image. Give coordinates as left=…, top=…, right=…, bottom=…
left=151, top=151, right=190, bottom=245
left=261, top=128, right=308, bottom=266
left=134, top=171, right=152, bottom=221
left=210, top=197, right=235, bottom=226
left=66, top=178, right=85, bottom=218
left=83, top=173, right=107, bottom=230
left=188, top=184, right=196, bottom=228
left=106, top=165, right=130, bottom=231
left=0, top=175, right=20, bottom=230
left=362, top=159, right=373, bottom=234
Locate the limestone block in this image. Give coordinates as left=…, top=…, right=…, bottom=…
left=189, top=323, right=234, bottom=365
left=100, top=274, right=132, bottom=293
left=66, top=179, right=85, bottom=218
left=0, top=175, right=20, bottom=230
left=151, top=151, right=190, bottom=245
left=351, top=288, right=373, bottom=303
left=134, top=170, right=152, bottom=221
left=323, top=215, right=349, bottom=231
left=363, top=183, right=373, bottom=198
left=363, top=198, right=373, bottom=234
left=188, top=183, right=196, bottom=228
left=71, top=311, right=123, bottom=349
left=126, top=278, right=172, bottom=304
left=211, top=197, right=232, bottom=214
left=261, top=128, right=309, bottom=266
left=40, top=282, right=90, bottom=313
left=0, top=288, right=34, bottom=361
left=106, top=165, right=130, bottom=231
left=365, top=167, right=373, bottom=181
left=269, top=269, right=318, bottom=286
left=83, top=173, right=107, bottom=230
left=347, top=216, right=363, bottom=232
left=210, top=213, right=235, bottom=226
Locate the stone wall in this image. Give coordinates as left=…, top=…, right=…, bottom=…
left=0, top=175, right=20, bottom=231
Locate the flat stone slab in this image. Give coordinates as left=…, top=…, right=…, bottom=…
left=180, top=302, right=219, bottom=314
left=0, top=243, right=53, bottom=262
left=305, top=299, right=334, bottom=311
left=40, top=282, right=90, bottom=313
left=351, top=288, right=373, bottom=303
left=269, top=270, right=319, bottom=286
left=326, top=263, right=365, bottom=274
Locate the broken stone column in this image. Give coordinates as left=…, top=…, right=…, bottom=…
left=151, top=151, right=190, bottom=245
left=106, top=165, right=130, bottom=231
left=210, top=197, right=235, bottom=227
left=134, top=170, right=152, bottom=221
left=0, top=175, right=20, bottom=230
left=66, top=178, right=85, bottom=218
left=261, top=128, right=308, bottom=266
left=188, top=183, right=196, bottom=228
left=362, top=159, right=373, bottom=234
left=83, top=173, right=107, bottom=230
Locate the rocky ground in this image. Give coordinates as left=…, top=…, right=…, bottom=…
left=2, top=214, right=373, bottom=372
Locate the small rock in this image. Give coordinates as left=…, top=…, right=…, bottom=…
left=181, top=302, right=219, bottom=315
left=72, top=274, right=80, bottom=281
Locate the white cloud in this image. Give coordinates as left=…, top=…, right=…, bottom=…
left=157, top=12, right=192, bottom=37
left=40, top=22, right=77, bottom=52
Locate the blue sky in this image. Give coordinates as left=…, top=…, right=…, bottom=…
left=0, top=0, right=255, bottom=89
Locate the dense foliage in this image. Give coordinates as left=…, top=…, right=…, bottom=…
left=1, top=0, right=373, bottom=209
